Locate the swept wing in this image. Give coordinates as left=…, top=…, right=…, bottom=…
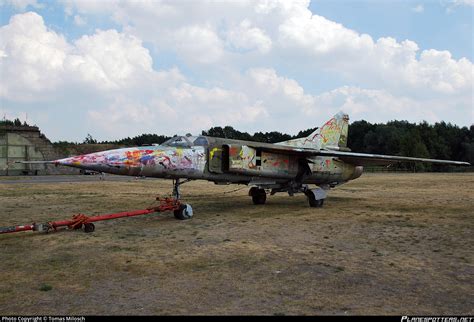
left=248, top=144, right=470, bottom=166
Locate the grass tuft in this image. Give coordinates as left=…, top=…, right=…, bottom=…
left=39, top=284, right=52, bottom=292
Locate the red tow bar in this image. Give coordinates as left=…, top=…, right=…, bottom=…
left=0, top=197, right=181, bottom=234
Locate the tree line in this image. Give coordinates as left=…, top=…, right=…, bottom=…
left=348, top=120, right=473, bottom=171
left=0, top=118, right=32, bottom=127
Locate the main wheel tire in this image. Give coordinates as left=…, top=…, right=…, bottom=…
left=248, top=187, right=259, bottom=196
left=174, top=204, right=193, bottom=220
left=250, top=188, right=267, bottom=205
left=305, top=190, right=324, bottom=208
left=252, top=193, right=266, bottom=205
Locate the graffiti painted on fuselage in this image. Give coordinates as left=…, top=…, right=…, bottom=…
left=261, top=152, right=289, bottom=173
left=64, top=146, right=206, bottom=172
left=229, top=145, right=257, bottom=170
left=228, top=145, right=290, bottom=174
left=311, top=157, right=333, bottom=172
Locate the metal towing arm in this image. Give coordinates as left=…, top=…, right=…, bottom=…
left=0, top=197, right=190, bottom=235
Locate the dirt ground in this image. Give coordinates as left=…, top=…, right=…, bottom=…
left=0, top=173, right=473, bottom=315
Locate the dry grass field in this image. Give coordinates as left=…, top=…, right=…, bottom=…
left=0, top=173, right=473, bottom=315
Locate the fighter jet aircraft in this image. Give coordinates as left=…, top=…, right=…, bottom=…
left=24, top=112, right=470, bottom=219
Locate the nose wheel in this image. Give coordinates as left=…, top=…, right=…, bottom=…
left=174, top=203, right=193, bottom=220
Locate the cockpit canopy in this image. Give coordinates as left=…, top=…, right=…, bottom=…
left=162, top=135, right=209, bottom=147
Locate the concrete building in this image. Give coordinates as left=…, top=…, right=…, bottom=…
left=0, top=125, right=77, bottom=175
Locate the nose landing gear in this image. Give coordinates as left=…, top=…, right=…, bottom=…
left=172, top=178, right=193, bottom=220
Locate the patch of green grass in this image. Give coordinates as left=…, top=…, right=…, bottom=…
left=39, top=284, right=52, bottom=292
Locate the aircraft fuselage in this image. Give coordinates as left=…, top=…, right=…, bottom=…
left=55, top=136, right=362, bottom=188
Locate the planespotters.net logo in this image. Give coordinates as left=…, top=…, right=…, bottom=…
left=402, top=317, right=473, bottom=322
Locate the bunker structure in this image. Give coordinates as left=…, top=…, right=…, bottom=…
left=0, top=124, right=78, bottom=176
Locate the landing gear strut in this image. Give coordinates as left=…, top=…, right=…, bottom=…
left=249, top=187, right=267, bottom=205
left=172, top=178, right=191, bottom=200
left=172, top=178, right=194, bottom=220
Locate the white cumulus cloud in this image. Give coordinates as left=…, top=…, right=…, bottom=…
left=0, top=12, right=155, bottom=100
left=1, top=2, right=472, bottom=141
left=226, top=20, right=272, bottom=54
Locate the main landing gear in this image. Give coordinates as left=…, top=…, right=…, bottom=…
left=304, top=187, right=327, bottom=208
left=305, top=190, right=324, bottom=207
left=249, top=185, right=328, bottom=208
left=172, top=178, right=194, bottom=220
left=249, top=187, right=267, bottom=205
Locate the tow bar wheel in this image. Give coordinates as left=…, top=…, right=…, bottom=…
left=174, top=204, right=193, bottom=220
left=83, top=223, right=95, bottom=233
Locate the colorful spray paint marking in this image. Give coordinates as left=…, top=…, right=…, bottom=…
left=227, top=145, right=291, bottom=175
left=228, top=145, right=252, bottom=169
left=209, top=147, right=221, bottom=161
left=241, top=146, right=257, bottom=169
left=338, top=114, right=349, bottom=147
left=262, top=152, right=289, bottom=174
left=309, top=156, right=334, bottom=172
left=57, top=145, right=206, bottom=176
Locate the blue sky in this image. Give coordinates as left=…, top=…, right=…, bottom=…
left=305, top=0, right=473, bottom=93
left=0, top=0, right=472, bottom=142
left=310, top=0, right=473, bottom=60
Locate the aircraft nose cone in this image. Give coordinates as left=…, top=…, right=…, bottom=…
left=54, top=156, right=77, bottom=166
left=55, top=152, right=106, bottom=168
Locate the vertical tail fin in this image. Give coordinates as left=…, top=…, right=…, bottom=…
left=315, top=111, right=349, bottom=149
left=278, top=112, right=349, bottom=150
